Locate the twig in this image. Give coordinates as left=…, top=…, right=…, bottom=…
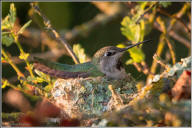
left=136, top=2, right=158, bottom=24
left=167, top=2, right=190, bottom=32
left=147, top=35, right=166, bottom=84
left=164, top=37, right=176, bottom=65
left=2, top=49, right=25, bottom=79
left=3, top=49, right=65, bottom=65
left=30, top=3, right=80, bottom=64
left=154, top=22, right=190, bottom=49
left=108, top=85, right=124, bottom=108
left=153, top=54, right=170, bottom=71
left=13, top=35, right=34, bottom=78
left=157, top=8, right=191, bottom=34
left=168, top=30, right=191, bottom=49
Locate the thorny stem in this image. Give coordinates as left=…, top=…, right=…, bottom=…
left=31, top=3, right=80, bottom=64
left=2, top=49, right=25, bottom=79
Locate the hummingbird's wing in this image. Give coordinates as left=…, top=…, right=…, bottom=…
left=33, top=57, right=104, bottom=79
left=33, top=57, right=94, bottom=72
left=33, top=63, right=90, bottom=79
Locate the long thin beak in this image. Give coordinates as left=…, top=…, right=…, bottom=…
left=119, top=39, right=152, bottom=52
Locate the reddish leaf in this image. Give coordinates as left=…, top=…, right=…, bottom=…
left=34, top=99, right=61, bottom=118
left=171, top=70, right=191, bottom=101
left=60, top=118, right=80, bottom=126
left=18, top=114, right=41, bottom=127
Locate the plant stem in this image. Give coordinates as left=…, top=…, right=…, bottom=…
left=2, top=49, right=25, bottom=78
left=31, top=3, right=80, bottom=64
left=165, top=37, right=176, bottom=65
left=14, top=35, right=34, bottom=78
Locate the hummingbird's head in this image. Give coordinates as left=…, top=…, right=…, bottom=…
left=93, top=46, right=127, bottom=69
left=94, top=46, right=126, bottom=61
left=93, top=40, right=152, bottom=63
left=93, top=40, right=152, bottom=73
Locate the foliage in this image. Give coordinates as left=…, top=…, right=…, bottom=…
left=1, top=3, right=53, bottom=101
left=2, top=2, right=191, bottom=127
left=120, top=2, right=156, bottom=64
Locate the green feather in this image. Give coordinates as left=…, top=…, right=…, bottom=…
left=33, top=57, right=104, bottom=77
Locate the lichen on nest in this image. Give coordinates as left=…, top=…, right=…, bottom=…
left=51, top=75, right=137, bottom=118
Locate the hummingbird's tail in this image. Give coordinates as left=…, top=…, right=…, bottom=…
left=33, top=62, right=90, bottom=79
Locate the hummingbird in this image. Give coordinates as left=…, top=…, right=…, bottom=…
left=33, top=40, right=152, bottom=80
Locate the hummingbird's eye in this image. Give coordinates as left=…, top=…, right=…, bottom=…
left=104, top=52, right=114, bottom=56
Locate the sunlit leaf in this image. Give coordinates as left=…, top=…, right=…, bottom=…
left=36, top=77, right=45, bottom=83
left=73, top=44, right=89, bottom=63
left=116, top=44, right=126, bottom=48
left=126, top=59, right=134, bottom=65
left=121, top=16, right=141, bottom=42
left=2, top=16, right=12, bottom=30
left=2, top=34, right=14, bottom=47
left=9, top=3, right=16, bottom=28
left=117, top=43, right=145, bottom=63
left=159, top=2, right=172, bottom=8
left=19, top=52, right=29, bottom=60
left=18, top=20, right=32, bottom=35
left=2, top=3, right=16, bottom=30
left=44, top=84, right=53, bottom=92
left=128, top=47, right=145, bottom=63
left=2, top=80, right=8, bottom=89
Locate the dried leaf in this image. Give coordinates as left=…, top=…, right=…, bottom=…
left=171, top=70, right=191, bottom=101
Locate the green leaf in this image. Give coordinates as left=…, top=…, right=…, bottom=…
left=128, top=47, right=145, bottom=63
left=44, top=84, right=53, bottom=92
left=18, top=20, right=32, bottom=35
left=159, top=2, right=172, bottom=8
left=2, top=34, right=14, bottom=47
left=19, top=52, right=29, bottom=60
left=73, top=43, right=89, bottom=63
left=1, top=3, right=16, bottom=30
left=121, top=16, right=141, bottom=42
left=117, top=43, right=145, bottom=63
left=126, top=59, right=134, bottom=65
left=9, top=3, right=16, bottom=28
left=2, top=80, right=8, bottom=89
left=34, top=69, right=50, bottom=81
left=2, top=16, right=12, bottom=30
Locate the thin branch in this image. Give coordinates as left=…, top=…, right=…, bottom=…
left=157, top=8, right=191, bottom=34
left=30, top=3, right=80, bottom=64
left=164, top=37, right=176, bottom=65
left=108, top=85, right=124, bottom=110
left=153, top=54, right=170, bottom=71
left=136, top=2, right=158, bottom=24
left=146, top=35, right=166, bottom=84
left=2, top=49, right=25, bottom=79
left=154, top=22, right=190, bottom=49
left=3, top=49, right=65, bottom=65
